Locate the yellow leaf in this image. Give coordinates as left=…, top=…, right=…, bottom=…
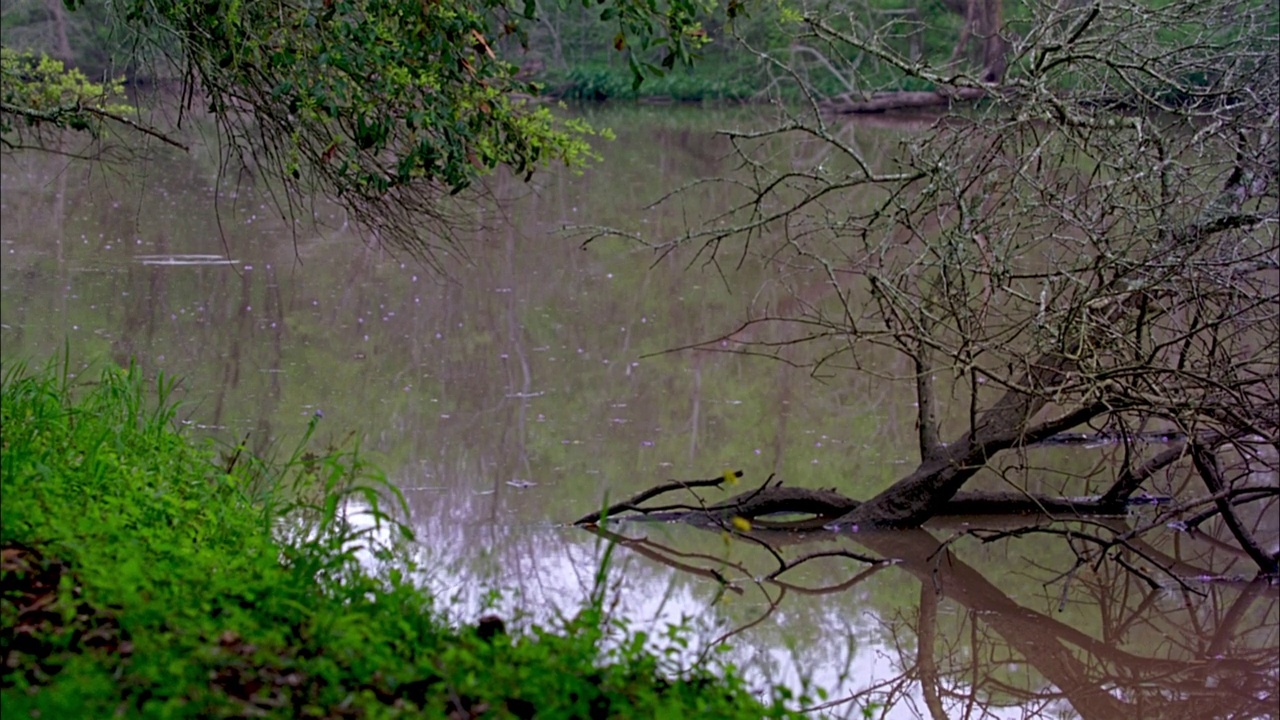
left=730, top=516, right=752, bottom=532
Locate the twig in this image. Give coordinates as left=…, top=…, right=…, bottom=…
left=571, top=471, right=742, bottom=525
left=764, top=549, right=888, bottom=580
left=0, top=101, right=189, bottom=151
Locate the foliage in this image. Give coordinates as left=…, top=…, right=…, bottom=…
left=0, top=0, right=723, bottom=262
left=0, top=0, right=1034, bottom=259
left=90, top=0, right=721, bottom=264
left=548, top=63, right=758, bottom=101
left=0, top=358, right=805, bottom=718
left=0, top=0, right=178, bottom=82
left=517, top=0, right=984, bottom=101
left=0, top=48, right=130, bottom=144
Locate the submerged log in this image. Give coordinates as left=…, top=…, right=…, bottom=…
left=819, top=87, right=988, bottom=114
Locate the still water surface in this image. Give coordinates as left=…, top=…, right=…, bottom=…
left=2, top=107, right=1276, bottom=719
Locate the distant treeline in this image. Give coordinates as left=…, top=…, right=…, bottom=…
left=5, top=0, right=1259, bottom=103
left=0, top=0, right=977, bottom=102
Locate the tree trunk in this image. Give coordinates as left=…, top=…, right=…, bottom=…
left=980, top=0, right=1007, bottom=81
left=45, top=0, right=73, bottom=62
left=832, top=353, right=1092, bottom=528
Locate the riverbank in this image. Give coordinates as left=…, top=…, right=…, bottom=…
left=0, top=360, right=804, bottom=718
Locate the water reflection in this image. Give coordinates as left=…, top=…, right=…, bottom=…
left=576, top=518, right=1278, bottom=719
left=1, top=107, right=1276, bottom=719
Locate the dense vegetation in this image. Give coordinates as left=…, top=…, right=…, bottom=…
left=2, top=0, right=717, bottom=263
left=0, top=360, right=808, bottom=718
left=0, top=0, right=972, bottom=103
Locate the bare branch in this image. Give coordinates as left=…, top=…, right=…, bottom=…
left=1189, top=443, right=1279, bottom=576
left=571, top=471, right=742, bottom=525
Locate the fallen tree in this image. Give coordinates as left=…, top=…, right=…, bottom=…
left=818, top=87, right=989, bottom=114
left=573, top=470, right=1171, bottom=529
left=792, top=0, right=1012, bottom=115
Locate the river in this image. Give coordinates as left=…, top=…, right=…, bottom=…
left=2, top=106, right=1276, bottom=719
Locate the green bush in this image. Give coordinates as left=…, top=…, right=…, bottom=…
left=1, top=359, right=805, bottom=718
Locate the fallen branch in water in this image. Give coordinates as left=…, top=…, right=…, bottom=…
left=572, top=470, right=744, bottom=525
left=574, top=473, right=1167, bottom=530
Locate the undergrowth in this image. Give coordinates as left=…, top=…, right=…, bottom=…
left=0, top=358, right=804, bottom=718
left=545, top=63, right=758, bottom=102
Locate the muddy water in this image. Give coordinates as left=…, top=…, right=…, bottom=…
left=2, top=107, right=1276, bottom=719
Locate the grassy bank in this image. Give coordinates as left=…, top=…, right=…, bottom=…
left=0, top=360, right=804, bottom=718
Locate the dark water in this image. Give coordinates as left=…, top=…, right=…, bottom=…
left=2, top=107, right=1276, bottom=719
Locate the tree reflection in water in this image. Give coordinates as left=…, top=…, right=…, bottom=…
left=586, top=519, right=1278, bottom=719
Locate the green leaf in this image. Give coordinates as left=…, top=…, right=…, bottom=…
left=628, top=53, right=643, bottom=90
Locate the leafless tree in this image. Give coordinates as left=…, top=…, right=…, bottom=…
left=582, top=0, right=1279, bottom=573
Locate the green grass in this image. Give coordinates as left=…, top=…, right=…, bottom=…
left=0, top=358, right=806, bottom=718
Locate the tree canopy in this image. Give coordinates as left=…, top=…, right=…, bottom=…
left=1, top=0, right=724, bottom=264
